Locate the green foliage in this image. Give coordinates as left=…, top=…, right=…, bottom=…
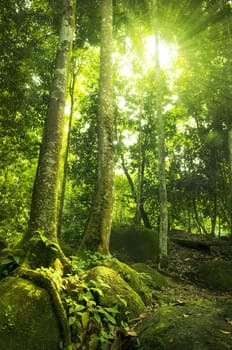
left=62, top=270, right=128, bottom=349
left=0, top=248, right=24, bottom=279
left=0, top=0, right=58, bottom=244
left=70, top=250, right=114, bottom=271
left=1, top=0, right=232, bottom=253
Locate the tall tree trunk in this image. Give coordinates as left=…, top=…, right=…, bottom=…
left=228, top=128, right=232, bottom=233
left=79, top=0, right=114, bottom=255
left=57, top=58, right=78, bottom=237
left=154, top=0, right=168, bottom=266
left=24, top=0, right=75, bottom=253
left=135, top=25, right=144, bottom=226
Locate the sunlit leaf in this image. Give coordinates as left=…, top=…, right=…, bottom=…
left=81, top=311, right=89, bottom=328
left=68, top=316, right=76, bottom=326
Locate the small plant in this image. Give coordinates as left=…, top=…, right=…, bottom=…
left=62, top=274, right=122, bottom=349
left=0, top=248, right=23, bottom=278
left=70, top=250, right=114, bottom=271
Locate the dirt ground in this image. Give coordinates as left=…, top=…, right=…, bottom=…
left=127, top=232, right=232, bottom=350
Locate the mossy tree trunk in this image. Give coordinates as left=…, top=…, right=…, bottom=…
left=57, top=58, right=78, bottom=238
left=228, top=128, right=232, bottom=234
left=79, top=0, right=114, bottom=255
left=23, top=0, right=76, bottom=265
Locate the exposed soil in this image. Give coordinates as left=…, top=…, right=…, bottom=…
left=126, top=231, right=232, bottom=350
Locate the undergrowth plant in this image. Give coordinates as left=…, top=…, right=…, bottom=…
left=61, top=253, right=129, bottom=349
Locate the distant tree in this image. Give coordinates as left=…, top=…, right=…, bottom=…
left=153, top=0, right=168, bottom=265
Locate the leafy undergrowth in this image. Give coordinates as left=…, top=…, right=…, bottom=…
left=0, top=231, right=231, bottom=349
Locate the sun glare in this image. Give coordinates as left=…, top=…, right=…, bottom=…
left=117, top=36, right=178, bottom=78
left=144, top=35, right=178, bottom=69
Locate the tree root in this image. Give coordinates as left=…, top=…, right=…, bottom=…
left=17, top=267, right=71, bottom=349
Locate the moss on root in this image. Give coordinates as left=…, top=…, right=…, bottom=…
left=0, top=276, right=61, bottom=350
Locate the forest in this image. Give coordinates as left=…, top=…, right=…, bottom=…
left=0, top=0, right=232, bottom=349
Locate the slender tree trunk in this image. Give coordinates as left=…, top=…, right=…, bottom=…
left=210, top=193, right=217, bottom=236
left=192, top=198, right=208, bottom=234
left=154, top=0, right=168, bottom=266
left=24, top=0, right=75, bottom=247
left=79, top=0, right=114, bottom=255
left=135, top=25, right=144, bottom=226
left=57, top=58, right=78, bottom=237
left=228, top=128, right=232, bottom=233
left=121, top=154, right=151, bottom=228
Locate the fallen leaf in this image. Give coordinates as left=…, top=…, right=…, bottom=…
left=127, top=331, right=138, bottom=337
left=173, top=300, right=185, bottom=306
left=219, top=330, right=231, bottom=335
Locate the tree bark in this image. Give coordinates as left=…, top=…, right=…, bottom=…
left=121, top=154, right=151, bottom=228
left=24, top=0, right=75, bottom=247
left=228, top=128, right=232, bottom=233
left=79, top=0, right=114, bottom=255
left=154, top=0, right=168, bottom=266
left=57, top=58, right=78, bottom=237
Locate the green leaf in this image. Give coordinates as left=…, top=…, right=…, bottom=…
left=75, top=304, right=86, bottom=312
left=81, top=311, right=89, bottom=328
left=104, top=306, right=119, bottom=315
left=103, top=312, right=116, bottom=325
left=117, top=295, right=127, bottom=307
left=1, top=258, right=13, bottom=265
left=68, top=316, right=76, bottom=326
left=65, top=345, right=73, bottom=350
left=93, top=312, right=101, bottom=324
left=97, top=307, right=117, bottom=325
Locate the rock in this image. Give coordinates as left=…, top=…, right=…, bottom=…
left=84, top=265, right=146, bottom=321
left=0, top=276, right=61, bottom=350
left=171, top=238, right=211, bottom=251
left=197, top=261, right=232, bottom=291
left=110, top=224, right=159, bottom=262
left=131, top=263, right=168, bottom=289
left=129, top=300, right=232, bottom=350
left=102, top=258, right=153, bottom=304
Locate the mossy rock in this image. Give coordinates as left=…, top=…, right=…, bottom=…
left=131, top=263, right=168, bottom=290
left=110, top=224, right=159, bottom=262
left=129, top=300, right=232, bottom=350
left=102, top=258, right=153, bottom=304
left=84, top=266, right=145, bottom=321
left=197, top=261, right=232, bottom=291
left=0, top=276, right=61, bottom=350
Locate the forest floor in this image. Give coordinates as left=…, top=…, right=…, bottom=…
left=163, top=231, right=232, bottom=301
left=130, top=231, right=232, bottom=350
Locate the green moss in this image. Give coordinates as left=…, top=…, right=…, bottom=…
left=130, top=300, right=232, bottom=350
left=131, top=263, right=168, bottom=289
left=197, top=261, right=232, bottom=291
left=84, top=265, right=145, bottom=321
left=0, top=276, right=61, bottom=350
left=102, top=258, right=153, bottom=304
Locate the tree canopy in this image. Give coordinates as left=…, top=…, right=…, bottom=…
left=1, top=0, right=232, bottom=250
